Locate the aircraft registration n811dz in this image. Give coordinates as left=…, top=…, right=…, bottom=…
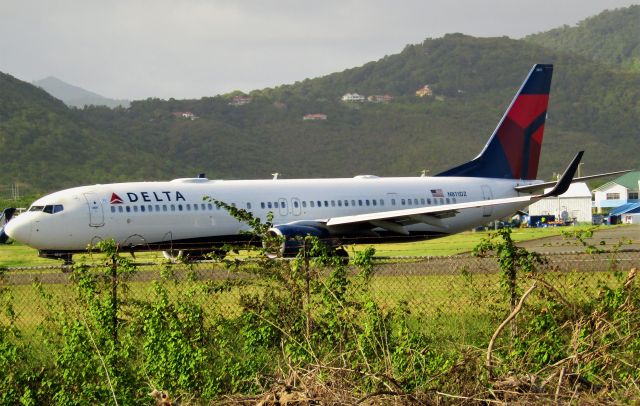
left=1, top=64, right=627, bottom=262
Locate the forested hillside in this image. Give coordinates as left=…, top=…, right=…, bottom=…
left=525, top=5, right=640, bottom=71
left=1, top=8, right=639, bottom=194
left=0, top=72, right=192, bottom=191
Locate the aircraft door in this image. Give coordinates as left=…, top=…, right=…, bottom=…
left=481, top=185, right=493, bottom=217
left=291, top=198, right=302, bottom=216
left=84, top=193, right=105, bottom=227
left=278, top=198, right=288, bottom=217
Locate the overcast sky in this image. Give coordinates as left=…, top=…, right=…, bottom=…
left=1, top=0, right=637, bottom=100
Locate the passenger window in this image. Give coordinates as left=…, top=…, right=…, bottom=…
left=365, top=200, right=370, bottom=206
left=274, top=202, right=279, bottom=209
left=331, top=200, right=335, bottom=207
left=380, top=199, right=384, bottom=206
left=344, top=200, right=349, bottom=207
left=337, top=200, right=342, bottom=207
left=351, top=200, right=356, bottom=206
left=294, top=201, right=299, bottom=208
left=126, top=206, right=131, bottom=213
left=171, top=204, right=175, bottom=211
left=201, top=203, right=206, bottom=210
left=118, top=206, right=123, bottom=213
left=324, top=201, right=328, bottom=207
left=446, top=198, right=450, bottom=204
left=261, top=202, right=265, bottom=209
left=317, top=201, right=322, bottom=207
left=420, top=198, right=425, bottom=205
left=372, top=200, right=376, bottom=206
left=452, top=198, right=457, bottom=203
left=162, top=205, right=167, bottom=212
left=246, top=202, right=252, bottom=209
left=427, top=198, right=431, bottom=204
left=358, top=200, right=363, bottom=206
left=401, top=199, right=405, bottom=205
left=155, top=205, right=160, bottom=211
left=140, top=205, right=145, bottom=212
left=133, top=206, right=138, bottom=213
left=302, top=201, right=307, bottom=208
left=207, top=203, right=212, bottom=210
left=193, top=204, right=198, bottom=211
left=188, top=204, right=193, bottom=211
left=111, top=206, right=116, bottom=213
left=177, top=204, right=182, bottom=211
left=440, top=198, right=444, bottom=204
left=391, top=199, right=396, bottom=205
left=268, top=202, right=272, bottom=209
left=310, top=201, right=315, bottom=208
left=282, top=201, right=286, bottom=208
left=412, top=199, right=417, bottom=205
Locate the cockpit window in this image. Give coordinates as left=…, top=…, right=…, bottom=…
left=33, top=204, right=64, bottom=214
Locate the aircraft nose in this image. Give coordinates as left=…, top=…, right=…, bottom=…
left=4, top=218, right=32, bottom=244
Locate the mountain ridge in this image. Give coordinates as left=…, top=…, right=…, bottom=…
left=1, top=6, right=638, bottom=194
left=33, top=76, right=130, bottom=108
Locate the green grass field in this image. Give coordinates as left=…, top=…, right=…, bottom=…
left=0, top=225, right=613, bottom=268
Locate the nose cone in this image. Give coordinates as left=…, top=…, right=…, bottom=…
left=3, top=218, right=32, bottom=244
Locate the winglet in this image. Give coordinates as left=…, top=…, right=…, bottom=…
left=541, top=151, right=584, bottom=197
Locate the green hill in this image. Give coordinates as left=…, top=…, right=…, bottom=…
left=0, top=72, right=192, bottom=193
left=525, top=5, right=640, bottom=71
left=1, top=31, right=639, bottom=195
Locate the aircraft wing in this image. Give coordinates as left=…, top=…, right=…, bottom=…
left=514, top=170, right=631, bottom=194
left=325, top=195, right=535, bottom=232
left=324, top=151, right=584, bottom=233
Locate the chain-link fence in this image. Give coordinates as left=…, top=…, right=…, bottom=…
left=3, top=250, right=638, bottom=337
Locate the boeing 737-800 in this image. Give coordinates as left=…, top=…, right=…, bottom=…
left=1, top=64, right=627, bottom=262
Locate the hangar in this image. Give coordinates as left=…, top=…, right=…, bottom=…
left=528, top=182, right=592, bottom=224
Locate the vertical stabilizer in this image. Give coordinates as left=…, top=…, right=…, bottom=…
left=436, top=64, right=553, bottom=179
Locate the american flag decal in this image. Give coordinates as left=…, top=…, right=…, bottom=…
left=430, top=189, right=444, bottom=198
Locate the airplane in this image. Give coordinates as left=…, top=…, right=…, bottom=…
left=2, top=64, right=628, bottom=263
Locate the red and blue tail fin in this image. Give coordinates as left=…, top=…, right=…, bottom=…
left=436, top=64, right=553, bottom=180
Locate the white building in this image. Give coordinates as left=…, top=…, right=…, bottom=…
left=341, top=93, right=365, bottom=102
left=592, top=171, right=640, bottom=213
left=528, top=182, right=592, bottom=223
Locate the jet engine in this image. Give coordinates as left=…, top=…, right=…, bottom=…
left=264, top=224, right=332, bottom=258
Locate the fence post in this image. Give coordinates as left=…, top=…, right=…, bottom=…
left=304, top=238, right=312, bottom=338
left=111, top=254, right=118, bottom=345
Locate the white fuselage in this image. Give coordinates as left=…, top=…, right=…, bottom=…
left=5, top=175, right=536, bottom=253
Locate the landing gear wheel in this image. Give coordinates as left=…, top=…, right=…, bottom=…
left=334, top=247, right=349, bottom=265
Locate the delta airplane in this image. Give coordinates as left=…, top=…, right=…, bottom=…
left=1, top=64, right=627, bottom=262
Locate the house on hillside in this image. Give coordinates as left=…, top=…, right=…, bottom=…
left=302, top=113, right=327, bottom=121
left=171, top=111, right=198, bottom=120
left=528, top=182, right=593, bottom=224
left=341, top=93, right=365, bottom=102
left=415, top=85, right=433, bottom=97
left=367, top=94, right=393, bottom=103
left=229, top=95, right=251, bottom=106
left=592, top=171, right=640, bottom=213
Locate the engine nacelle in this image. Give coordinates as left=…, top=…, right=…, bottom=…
left=265, top=224, right=331, bottom=257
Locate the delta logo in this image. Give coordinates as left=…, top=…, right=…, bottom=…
left=110, top=193, right=124, bottom=204
left=109, top=191, right=186, bottom=204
